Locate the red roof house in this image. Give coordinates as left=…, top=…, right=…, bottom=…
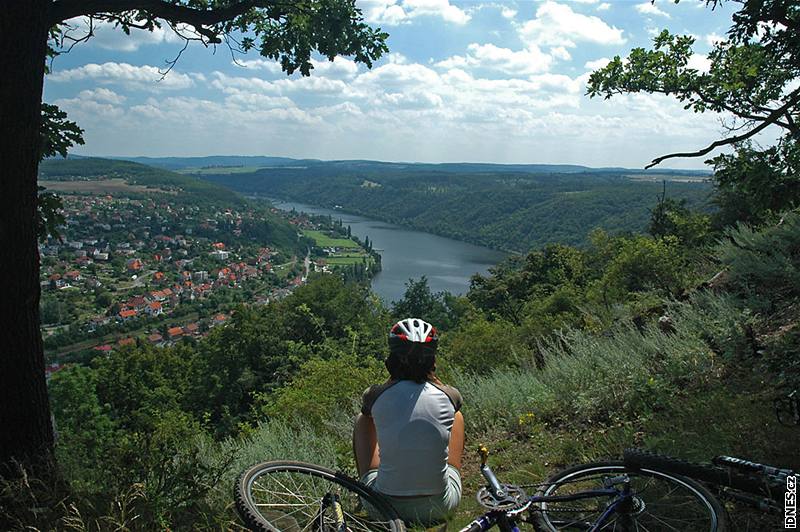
left=119, top=309, right=137, bottom=320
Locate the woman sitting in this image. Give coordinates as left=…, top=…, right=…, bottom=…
left=353, top=318, right=465, bottom=526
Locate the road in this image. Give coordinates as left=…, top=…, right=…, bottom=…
left=302, top=248, right=310, bottom=281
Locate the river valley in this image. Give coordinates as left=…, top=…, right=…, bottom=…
left=267, top=199, right=508, bottom=302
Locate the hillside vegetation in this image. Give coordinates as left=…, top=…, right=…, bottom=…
left=40, top=157, right=245, bottom=207
left=5, top=184, right=798, bottom=528
left=196, top=163, right=711, bottom=251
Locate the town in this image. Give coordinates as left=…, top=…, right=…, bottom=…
left=40, top=185, right=379, bottom=370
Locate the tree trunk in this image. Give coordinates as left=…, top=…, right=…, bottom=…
left=0, top=1, right=54, bottom=473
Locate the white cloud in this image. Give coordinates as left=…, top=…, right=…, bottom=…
left=236, top=56, right=358, bottom=79
left=501, top=7, right=517, bottom=19
left=359, top=0, right=408, bottom=25
left=528, top=73, right=585, bottom=94
left=584, top=57, right=611, bottom=70
left=77, top=88, right=126, bottom=104
left=49, top=62, right=194, bottom=91
left=354, top=61, right=441, bottom=90
left=55, top=51, right=726, bottom=168
left=435, top=43, right=554, bottom=75
left=597, top=3, right=611, bottom=11
left=237, top=58, right=284, bottom=73
left=404, top=0, right=471, bottom=24
left=635, top=2, right=671, bottom=18
left=434, top=55, right=470, bottom=70
left=210, top=71, right=349, bottom=97
left=687, top=53, right=711, bottom=73
left=357, top=0, right=470, bottom=25
left=519, top=1, right=625, bottom=49
left=705, top=32, right=725, bottom=46
left=53, top=97, right=125, bottom=121
left=386, top=52, right=411, bottom=64
left=550, top=46, right=572, bottom=61
left=310, top=57, right=360, bottom=79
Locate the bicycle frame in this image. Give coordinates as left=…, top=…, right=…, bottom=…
left=461, top=450, right=635, bottom=532
left=459, top=487, right=634, bottom=532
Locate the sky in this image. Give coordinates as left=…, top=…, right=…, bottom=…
left=45, top=0, right=743, bottom=169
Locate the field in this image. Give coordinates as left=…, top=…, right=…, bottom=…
left=40, top=178, right=175, bottom=194
left=302, top=230, right=360, bottom=249
left=179, top=166, right=268, bottom=175
left=324, top=255, right=371, bottom=266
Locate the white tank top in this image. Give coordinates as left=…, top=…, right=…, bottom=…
left=361, top=380, right=463, bottom=496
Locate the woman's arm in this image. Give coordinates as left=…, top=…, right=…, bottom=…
left=448, top=411, right=465, bottom=470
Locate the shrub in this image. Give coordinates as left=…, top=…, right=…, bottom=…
left=262, top=354, right=385, bottom=431
left=718, top=210, right=800, bottom=303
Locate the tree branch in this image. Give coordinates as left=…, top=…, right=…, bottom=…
left=645, top=88, right=800, bottom=168
left=49, top=0, right=285, bottom=30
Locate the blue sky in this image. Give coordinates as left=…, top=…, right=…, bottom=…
left=45, top=0, right=740, bottom=168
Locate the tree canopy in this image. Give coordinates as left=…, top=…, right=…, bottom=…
left=587, top=0, right=799, bottom=169
left=48, top=0, right=387, bottom=76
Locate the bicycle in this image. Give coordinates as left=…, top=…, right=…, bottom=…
left=235, top=445, right=727, bottom=531
left=618, top=389, right=799, bottom=529
left=235, top=460, right=405, bottom=531
left=623, top=448, right=796, bottom=528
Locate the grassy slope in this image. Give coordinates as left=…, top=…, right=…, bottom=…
left=302, top=230, right=361, bottom=249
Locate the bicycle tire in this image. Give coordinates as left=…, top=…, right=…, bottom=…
left=530, top=461, right=729, bottom=532
left=235, top=460, right=406, bottom=532
left=624, top=448, right=786, bottom=502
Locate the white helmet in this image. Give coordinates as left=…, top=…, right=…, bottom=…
left=389, top=318, right=438, bottom=350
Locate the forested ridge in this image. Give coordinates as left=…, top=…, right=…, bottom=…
left=198, top=165, right=711, bottom=251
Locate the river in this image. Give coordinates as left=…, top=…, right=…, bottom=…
left=267, top=199, right=508, bottom=303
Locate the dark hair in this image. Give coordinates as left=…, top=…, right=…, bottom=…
left=385, top=343, right=437, bottom=383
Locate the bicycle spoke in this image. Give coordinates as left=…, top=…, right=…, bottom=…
left=535, top=465, right=720, bottom=532
left=239, top=465, right=399, bottom=532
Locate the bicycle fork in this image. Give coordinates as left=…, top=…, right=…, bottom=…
left=595, top=475, right=637, bottom=532
left=321, top=492, right=349, bottom=532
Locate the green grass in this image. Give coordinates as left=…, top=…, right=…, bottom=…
left=324, top=256, right=371, bottom=266
left=302, top=230, right=360, bottom=249
left=179, top=166, right=268, bottom=175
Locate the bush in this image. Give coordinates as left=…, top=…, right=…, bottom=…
left=262, top=354, right=385, bottom=431
left=454, top=296, right=732, bottom=435
left=718, top=210, right=800, bottom=304
left=439, top=315, right=529, bottom=373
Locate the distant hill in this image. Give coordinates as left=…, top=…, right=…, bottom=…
left=192, top=164, right=713, bottom=252
left=104, top=155, right=309, bottom=171
left=53, top=156, right=713, bottom=251
left=39, top=157, right=244, bottom=206
left=73, top=154, right=711, bottom=177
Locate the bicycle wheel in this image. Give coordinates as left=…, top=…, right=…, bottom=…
left=530, top=461, right=728, bottom=532
left=235, top=461, right=405, bottom=532
left=625, top=448, right=787, bottom=503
